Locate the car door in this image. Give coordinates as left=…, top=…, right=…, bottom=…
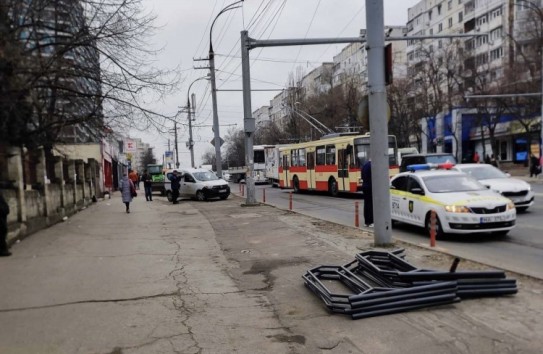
left=390, top=176, right=409, bottom=222
left=181, top=173, right=197, bottom=198
left=405, top=176, right=426, bottom=226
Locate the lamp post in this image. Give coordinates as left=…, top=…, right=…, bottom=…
left=186, top=76, right=210, bottom=168
left=209, top=0, right=244, bottom=177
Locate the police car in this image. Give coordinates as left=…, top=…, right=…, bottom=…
left=390, top=164, right=516, bottom=237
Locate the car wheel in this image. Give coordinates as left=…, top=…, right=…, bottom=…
left=166, top=190, right=172, bottom=202
left=516, top=207, right=528, bottom=213
left=494, top=230, right=509, bottom=237
left=328, top=178, right=339, bottom=197
left=196, top=190, right=206, bottom=201
left=220, top=194, right=229, bottom=200
left=425, top=212, right=444, bottom=239
left=293, top=176, right=301, bottom=193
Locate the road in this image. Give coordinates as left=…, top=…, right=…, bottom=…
left=234, top=182, right=543, bottom=279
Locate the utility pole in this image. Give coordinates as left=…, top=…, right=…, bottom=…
left=241, top=30, right=257, bottom=205
left=365, top=0, right=392, bottom=245
left=174, top=121, right=179, bottom=168
left=187, top=94, right=195, bottom=168
left=209, top=48, right=222, bottom=176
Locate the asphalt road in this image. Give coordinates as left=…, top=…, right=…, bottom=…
left=234, top=182, right=543, bottom=279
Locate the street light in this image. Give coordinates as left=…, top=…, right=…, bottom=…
left=186, top=75, right=210, bottom=168
left=209, top=0, right=244, bottom=177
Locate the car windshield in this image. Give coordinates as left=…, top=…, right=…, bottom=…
left=193, top=171, right=219, bottom=181
left=422, top=175, right=486, bottom=193
left=426, top=155, right=457, bottom=164
left=457, top=165, right=507, bottom=180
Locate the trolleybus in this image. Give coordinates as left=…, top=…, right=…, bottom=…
left=278, top=133, right=398, bottom=196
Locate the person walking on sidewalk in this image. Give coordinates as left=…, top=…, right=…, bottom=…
left=141, top=169, right=153, bottom=201
left=361, top=159, right=374, bottom=227
left=0, top=192, right=11, bottom=257
left=530, top=154, right=540, bottom=177
left=120, top=173, right=135, bottom=213
left=170, top=170, right=181, bottom=204
left=128, top=169, right=139, bottom=190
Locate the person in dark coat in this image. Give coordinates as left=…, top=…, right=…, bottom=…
left=0, top=192, right=11, bottom=257
left=530, top=154, right=540, bottom=177
left=119, top=173, right=135, bottom=213
left=141, top=169, right=153, bottom=201
left=361, top=160, right=373, bottom=227
left=170, top=170, right=181, bottom=204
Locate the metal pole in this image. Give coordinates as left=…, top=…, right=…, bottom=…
left=540, top=46, right=543, bottom=165
left=174, top=121, right=179, bottom=168
left=209, top=51, right=223, bottom=176
left=241, top=30, right=257, bottom=205
left=365, top=0, right=392, bottom=245
left=187, top=97, right=194, bottom=168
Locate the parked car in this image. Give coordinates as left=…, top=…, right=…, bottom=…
left=451, top=163, right=535, bottom=212
left=164, top=168, right=230, bottom=201
left=399, top=153, right=457, bottom=172
left=390, top=169, right=516, bottom=238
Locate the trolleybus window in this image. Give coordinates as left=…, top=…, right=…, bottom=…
left=316, top=146, right=326, bottom=165
left=326, top=145, right=336, bottom=165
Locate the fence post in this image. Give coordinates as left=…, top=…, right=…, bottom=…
left=355, top=201, right=359, bottom=227
left=262, top=188, right=266, bottom=203
left=430, top=210, right=437, bottom=247
left=241, top=183, right=244, bottom=197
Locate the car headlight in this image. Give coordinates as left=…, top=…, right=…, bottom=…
left=507, top=201, right=515, bottom=210
left=444, top=205, right=471, bottom=213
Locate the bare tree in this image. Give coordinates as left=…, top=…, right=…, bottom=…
left=1, top=0, right=180, bottom=150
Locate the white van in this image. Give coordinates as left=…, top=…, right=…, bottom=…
left=164, top=168, right=230, bottom=201
left=397, top=147, right=419, bottom=165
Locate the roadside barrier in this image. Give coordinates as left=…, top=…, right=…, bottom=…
left=354, top=201, right=359, bottom=227
left=303, top=249, right=517, bottom=320
left=289, top=191, right=293, bottom=210
left=430, top=210, right=437, bottom=247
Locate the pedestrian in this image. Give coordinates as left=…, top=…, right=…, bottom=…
left=170, top=169, right=181, bottom=204
left=128, top=169, right=139, bottom=190
left=141, top=169, right=153, bottom=201
left=0, top=192, right=11, bottom=257
left=361, top=159, right=373, bottom=227
left=473, top=151, right=480, bottom=163
left=484, top=154, right=491, bottom=164
left=490, top=154, right=498, bottom=167
left=120, top=172, right=136, bottom=213
left=530, top=154, right=540, bottom=177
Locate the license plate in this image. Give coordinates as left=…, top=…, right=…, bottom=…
left=219, top=189, right=226, bottom=193
left=480, top=215, right=508, bottom=223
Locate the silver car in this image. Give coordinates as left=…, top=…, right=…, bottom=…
left=452, top=164, right=535, bottom=212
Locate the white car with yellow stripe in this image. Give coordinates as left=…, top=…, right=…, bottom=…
left=390, top=169, right=516, bottom=237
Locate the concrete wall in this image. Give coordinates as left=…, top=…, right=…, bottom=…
left=2, top=146, right=100, bottom=246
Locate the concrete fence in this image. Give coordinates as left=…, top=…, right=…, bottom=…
left=1, top=146, right=102, bottom=245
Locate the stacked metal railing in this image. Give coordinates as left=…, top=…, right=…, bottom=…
left=303, top=249, right=517, bottom=319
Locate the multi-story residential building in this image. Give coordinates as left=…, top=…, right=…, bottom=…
left=253, top=106, right=271, bottom=127
left=405, top=0, right=541, bottom=167
left=301, top=63, right=334, bottom=97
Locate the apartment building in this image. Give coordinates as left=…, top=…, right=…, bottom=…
left=406, top=0, right=541, bottom=165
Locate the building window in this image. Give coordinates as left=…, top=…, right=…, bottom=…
left=437, top=4, right=442, bottom=15
left=430, top=28, right=434, bottom=35
left=438, top=39, right=443, bottom=48
left=428, top=9, right=432, bottom=21
left=478, top=15, right=487, bottom=26
left=448, top=0, right=452, bottom=10
left=449, top=18, right=453, bottom=27
left=459, top=11, right=463, bottom=22
left=490, top=27, right=502, bottom=41
left=438, top=23, right=443, bottom=32
left=490, top=47, right=503, bottom=61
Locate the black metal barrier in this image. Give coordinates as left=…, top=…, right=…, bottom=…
left=302, top=249, right=517, bottom=319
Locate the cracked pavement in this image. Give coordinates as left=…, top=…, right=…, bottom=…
left=0, top=193, right=542, bottom=353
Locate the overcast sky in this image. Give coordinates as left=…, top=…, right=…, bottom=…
left=133, top=0, right=420, bottom=168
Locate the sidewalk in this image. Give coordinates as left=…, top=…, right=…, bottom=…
left=1, top=193, right=542, bottom=353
